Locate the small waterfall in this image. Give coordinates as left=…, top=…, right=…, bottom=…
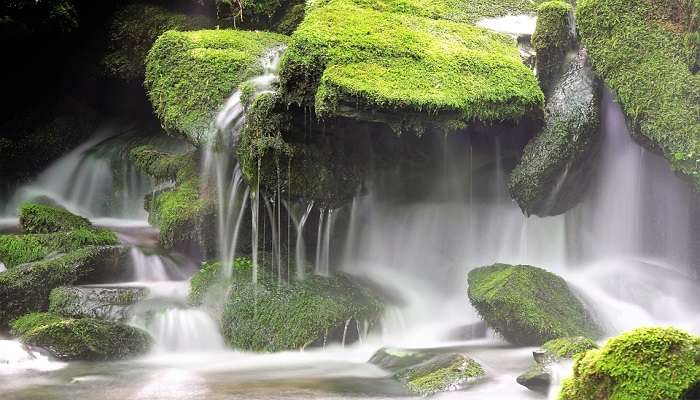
left=288, top=201, right=314, bottom=279
left=0, top=261, right=5, bottom=273
left=128, top=248, right=186, bottom=282
left=314, top=208, right=337, bottom=276
left=146, top=308, right=225, bottom=352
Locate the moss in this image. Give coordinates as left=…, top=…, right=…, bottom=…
left=188, top=258, right=252, bottom=306
left=0, top=246, right=124, bottom=328
left=559, top=327, right=700, bottom=400
left=48, top=286, right=147, bottom=320
left=531, top=1, right=574, bottom=95
left=398, top=353, right=485, bottom=395
left=279, top=0, right=543, bottom=133
left=577, top=0, right=700, bottom=189
left=129, top=145, right=192, bottom=182
left=10, top=312, right=151, bottom=361
left=467, top=263, right=600, bottom=346
left=0, top=228, right=118, bottom=269
left=274, top=2, right=306, bottom=34
left=509, top=50, right=601, bottom=216
left=19, top=203, right=91, bottom=234
left=102, top=3, right=210, bottom=80
left=543, top=336, right=598, bottom=358
left=144, top=29, right=288, bottom=144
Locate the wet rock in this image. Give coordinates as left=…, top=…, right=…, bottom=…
left=467, top=263, right=601, bottom=345
left=48, top=286, right=148, bottom=321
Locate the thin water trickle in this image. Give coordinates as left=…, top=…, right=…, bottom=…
left=288, top=200, right=314, bottom=280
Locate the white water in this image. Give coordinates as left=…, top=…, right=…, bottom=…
left=128, top=248, right=188, bottom=282
left=477, top=14, right=537, bottom=36
left=0, top=340, right=66, bottom=374
left=147, top=309, right=226, bottom=352
left=288, top=200, right=314, bottom=279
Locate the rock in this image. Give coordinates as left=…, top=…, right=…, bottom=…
left=10, top=312, right=152, bottom=361
left=577, top=0, right=700, bottom=190
left=19, top=203, right=91, bottom=234
left=369, top=348, right=485, bottom=396
left=467, top=263, right=600, bottom=345
left=509, top=49, right=601, bottom=216
left=560, top=327, right=700, bottom=400
left=48, top=286, right=148, bottom=321
left=102, top=3, right=211, bottom=81
left=145, top=29, right=288, bottom=145
left=280, top=0, right=544, bottom=134
left=517, top=336, right=598, bottom=393
left=530, top=1, right=575, bottom=95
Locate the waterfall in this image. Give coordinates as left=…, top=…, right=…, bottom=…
left=146, top=308, right=226, bottom=352
left=127, top=248, right=187, bottom=282
left=288, top=200, right=314, bottom=279
left=314, top=208, right=338, bottom=276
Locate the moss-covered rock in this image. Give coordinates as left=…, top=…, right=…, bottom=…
left=560, top=327, right=700, bottom=400
left=10, top=312, right=151, bottom=361
left=129, top=145, right=193, bottom=183
left=467, top=263, right=600, bottom=345
left=509, top=49, right=601, bottom=216
left=103, top=3, right=210, bottom=81
left=19, top=203, right=91, bottom=234
left=145, top=29, right=288, bottom=144
left=0, top=246, right=127, bottom=329
left=215, top=0, right=305, bottom=33
left=517, top=336, right=598, bottom=393
left=279, top=0, right=544, bottom=133
left=577, top=0, right=700, bottom=189
left=531, top=1, right=574, bottom=95
left=49, top=286, right=147, bottom=321
left=369, top=348, right=485, bottom=395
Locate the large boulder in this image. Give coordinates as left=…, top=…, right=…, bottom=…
left=369, top=347, right=485, bottom=396
left=49, top=286, right=148, bottom=321
left=517, top=336, right=598, bottom=393
left=19, top=203, right=90, bottom=233
left=145, top=29, right=288, bottom=144
left=509, top=49, right=601, bottom=216
left=10, top=312, right=151, bottom=361
left=577, top=0, right=700, bottom=190
left=467, top=263, right=600, bottom=345
left=279, top=0, right=544, bottom=133
left=560, top=327, right=700, bottom=400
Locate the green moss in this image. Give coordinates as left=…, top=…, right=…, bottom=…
left=279, top=0, right=543, bottom=132
left=19, top=203, right=91, bottom=234
left=274, top=2, right=306, bottom=34
left=0, top=246, right=124, bottom=328
left=0, top=228, right=118, bottom=269
left=577, top=0, right=700, bottom=189
left=102, top=3, right=210, bottom=80
left=48, top=286, right=147, bottom=320
left=10, top=312, right=151, bottom=361
left=144, top=29, right=288, bottom=144
left=188, top=258, right=252, bottom=306
left=398, top=353, right=485, bottom=395
left=531, top=1, right=574, bottom=95
left=559, top=327, right=700, bottom=400
left=467, top=263, right=600, bottom=346
left=129, top=145, right=192, bottom=182
left=543, top=336, right=598, bottom=358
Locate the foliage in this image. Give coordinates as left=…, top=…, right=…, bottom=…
left=577, top=0, right=700, bottom=189
left=10, top=312, right=151, bottom=361
left=19, top=203, right=91, bottom=234
left=543, top=336, right=598, bottom=358
left=531, top=1, right=573, bottom=94
left=144, top=29, right=288, bottom=144
left=559, top=327, right=700, bottom=400
left=467, top=263, right=600, bottom=345
left=102, top=3, right=210, bottom=80
left=279, top=0, right=544, bottom=133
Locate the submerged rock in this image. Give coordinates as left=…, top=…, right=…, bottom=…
left=560, top=327, right=700, bottom=400
left=49, top=286, right=148, bottom=321
left=517, top=336, right=598, bottom=393
left=509, top=49, right=601, bottom=216
left=467, top=263, right=600, bottom=345
left=10, top=312, right=151, bottom=361
left=369, top=347, right=485, bottom=396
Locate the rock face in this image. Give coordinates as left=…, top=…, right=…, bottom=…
left=560, top=327, right=700, bottom=400
left=10, top=312, right=151, bottom=361
left=144, top=29, right=288, bottom=144
left=279, top=0, right=544, bottom=133
left=509, top=49, right=601, bottom=216
left=517, top=336, right=598, bottom=393
left=467, top=264, right=600, bottom=345
left=577, top=0, right=700, bottom=190
left=369, top=347, right=485, bottom=396
left=48, top=286, right=148, bottom=321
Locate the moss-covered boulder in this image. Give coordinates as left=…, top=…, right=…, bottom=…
left=145, top=29, right=288, bottom=144
left=577, top=0, right=700, bottom=189
left=467, top=263, right=600, bottom=345
left=0, top=246, right=127, bottom=329
left=103, top=3, right=210, bottom=81
left=517, top=336, right=598, bottom=393
left=49, top=286, right=147, bottom=321
left=19, top=203, right=90, bottom=234
left=509, top=49, right=601, bottom=216
left=369, top=348, right=485, bottom=395
left=560, top=327, right=700, bottom=400
left=10, top=312, right=151, bottom=361
left=279, top=0, right=544, bottom=133
left=531, top=1, right=574, bottom=95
